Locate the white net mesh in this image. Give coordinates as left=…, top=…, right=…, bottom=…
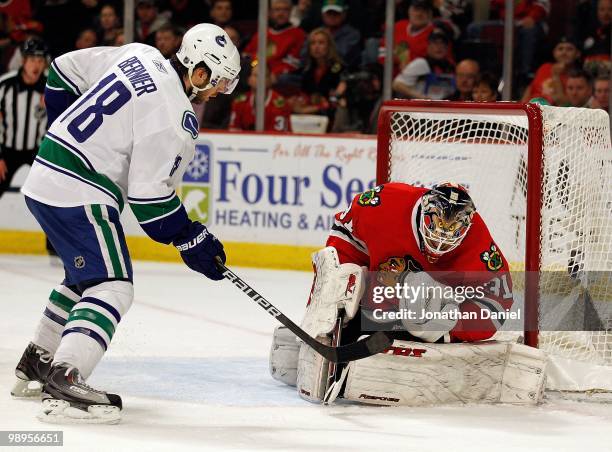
left=383, top=104, right=612, bottom=366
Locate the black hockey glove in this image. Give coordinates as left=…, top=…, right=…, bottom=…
left=173, top=221, right=226, bottom=280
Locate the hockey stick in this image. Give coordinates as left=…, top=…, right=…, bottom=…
left=216, top=259, right=392, bottom=362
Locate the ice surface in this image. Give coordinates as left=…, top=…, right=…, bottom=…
left=1, top=255, right=611, bottom=451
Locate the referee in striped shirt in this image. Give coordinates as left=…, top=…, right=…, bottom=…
left=0, top=38, right=48, bottom=197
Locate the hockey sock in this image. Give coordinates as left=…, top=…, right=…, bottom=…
left=33, top=285, right=81, bottom=354
left=54, top=280, right=133, bottom=379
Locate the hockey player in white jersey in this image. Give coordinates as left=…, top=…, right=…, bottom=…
left=10, top=24, right=240, bottom=424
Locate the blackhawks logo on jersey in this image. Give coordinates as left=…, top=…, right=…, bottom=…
left=481, top=243, right=503, bottom=271
left=273, top=96, right=286, bottom=108
left=376, top=255, right=423, bottom=286
left=357, top=185, right=383, bottom=207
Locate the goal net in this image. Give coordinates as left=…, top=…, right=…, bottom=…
left=377, top=101, right=612, bottom=391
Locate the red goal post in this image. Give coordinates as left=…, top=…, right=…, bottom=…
left=375, top=100, right=612, bottom=387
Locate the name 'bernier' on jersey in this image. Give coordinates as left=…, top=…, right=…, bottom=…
left=12, top=23, right=241, bottom=425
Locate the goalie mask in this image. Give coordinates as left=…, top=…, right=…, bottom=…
left=419, top=182, right=475, bottom=258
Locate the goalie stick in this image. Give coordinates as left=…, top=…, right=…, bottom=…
left=216, top=259, right=392, bottom=362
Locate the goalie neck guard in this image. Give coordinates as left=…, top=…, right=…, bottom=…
left=419, top=182, right=476, bottom=259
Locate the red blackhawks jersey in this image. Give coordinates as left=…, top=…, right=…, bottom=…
left=229, top=90, right=292, bottom=132
left=244, top=25, right=306, bottom=76
left=326, top=183, right=514, bottom=342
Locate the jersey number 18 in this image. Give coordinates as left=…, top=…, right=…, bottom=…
left=66, top=73, right=132, bottom=143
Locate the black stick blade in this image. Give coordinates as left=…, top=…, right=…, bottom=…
left=335, top=332, right=393, bottom=362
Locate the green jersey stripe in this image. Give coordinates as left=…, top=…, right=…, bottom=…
left=91, top=205, right=124, bottom=279
left=67, top=308, right=116, bottom=339
left=130, top=194, right=182, bottom=223
left=46, top=65, right=78, bottom=96
left=49, top=289, right=78, bottom=313
left=38, top=138, right=125, bottom=211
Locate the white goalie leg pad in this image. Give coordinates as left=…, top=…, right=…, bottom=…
left=500, top=342, right=548, bottom=404
left=301, top=247, right=366, bottom=338
left=269, top=326, right=300, bottom=386
left=296, top=337, right=331, bottom=403
left=343, top=340, right=547, bottom=406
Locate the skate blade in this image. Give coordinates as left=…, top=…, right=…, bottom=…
left=38, top=399, right=121, bottom=425
left=11, top=379, right=42, bottom=398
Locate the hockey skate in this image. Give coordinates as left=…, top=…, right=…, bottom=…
left=11, top=342, right=53, bottom=398
left=38, top=363, right=122, bottom=424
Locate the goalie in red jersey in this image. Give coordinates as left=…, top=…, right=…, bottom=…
left=326, top=181, right=514, bottom=343
left=269, top=182, right=547, bottom=407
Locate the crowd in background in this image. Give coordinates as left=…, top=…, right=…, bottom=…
left=0, top=0, right=609, bottom=136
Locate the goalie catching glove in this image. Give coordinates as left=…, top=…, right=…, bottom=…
left=398, top=271, right=460, bottom=343
left=173, top=221, right=226, bottom=280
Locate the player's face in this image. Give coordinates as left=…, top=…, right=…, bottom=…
left=22, top=56, right=47, bottom=83
left=190, top=68, right=233, bottom=103
left=422, top=209, right=470, bottom=256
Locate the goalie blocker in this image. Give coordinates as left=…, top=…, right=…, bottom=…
left=269, top=247, right=548, bottom=406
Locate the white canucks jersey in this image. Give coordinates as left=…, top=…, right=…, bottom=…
left=22, top=43, right=197, bottom=231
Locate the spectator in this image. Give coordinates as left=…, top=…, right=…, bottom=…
left=75, top=28, right=98, bottom=50
left=379, top=0, right=455, bottom=76
left=472, top=77, right=498, bottom=103
left=445, top=58, right=479, bottom=100
left=331, top=63, right=383, bottom=134
left=564, top=69, right=593, bottom=107
left=166, top=0, right=207, bottom=29
left=520, top=36, right=582, bottom=106
left=135, top=0, right=169, bottom=45
left=209, top=0, right=233, bottom=27
left=97, top=3, right=121, bottom=46
left=590, top=76, right=610, bottom=112
left=114, top=29, right=125, bottom=46
left=293, top=27, right=345, bottom=123
left=155, top=23, right=183, bottom=58
left=489, top=0, right=549, bottom=83
left=575, top=0, right=611, bottom=61
left=290, top=0, right=313, bottom=28
left=472, top=72, right=499, bottom=102
left=230, top=60, right=292, bottom=131
left=392, top=29, right=455, bottom=100
left=244, top=0, right=306, bottom=82
left=434, top=0, right=473, bottom=36
left=319, top=0, right=361, bottom=70
left=224, top=25, right=241, bottom=47
left=379, top=0, right=437, bottom=75
left=155, top=24, right=183, bottom=58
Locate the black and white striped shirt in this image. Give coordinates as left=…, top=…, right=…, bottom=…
left=0, top=69, right=47, bottom=157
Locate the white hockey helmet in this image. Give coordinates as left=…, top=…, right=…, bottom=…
left=176, top=23, right=241, bottom=96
